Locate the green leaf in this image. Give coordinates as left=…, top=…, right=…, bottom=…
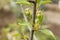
left=35, top=29, right=56, bottom=40
left=12, top=33, right=20, bottom=37
left=18, top=25, right=29, bottom=33
left=18, top=22, right=31, bottom=33
left=40, top=1, right=51, bottom=5
left=37, top=0, right=51, bottom=8
left=16, top=0, right=32, bottom=6
left=18, top=22, right=31, bottom=26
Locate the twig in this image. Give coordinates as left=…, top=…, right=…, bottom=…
left=20, top=4, right=37, bottom=40
left=30, top=0, right=36, bottom=40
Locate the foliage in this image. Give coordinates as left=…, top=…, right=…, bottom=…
left=16, top=0, right=32, bottom=6
left=35, top=29, right=56, bottom=40
left=0, top=0, right=58, bottom=40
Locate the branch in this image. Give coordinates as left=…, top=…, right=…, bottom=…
left=20, top=4, right=37, bottom=40
left=30, top=0, right=36, bottom=40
